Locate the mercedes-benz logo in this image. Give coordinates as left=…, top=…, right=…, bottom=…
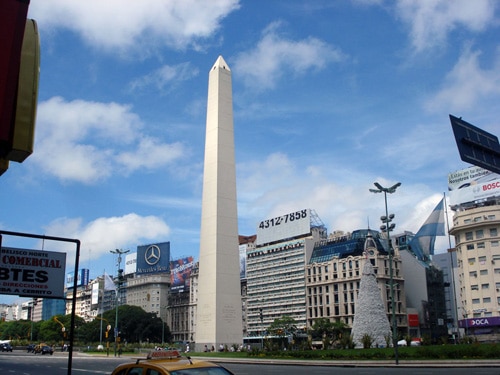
left=145, top=245, right=161, bottom=265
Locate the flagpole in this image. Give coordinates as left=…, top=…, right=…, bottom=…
left=99, top=270, right=104, bottom=345
left=444, top=192, right=460, bottom=344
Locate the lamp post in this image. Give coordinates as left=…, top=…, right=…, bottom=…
left=110, top=248, right=129, bottom=357
left=369, top=181, right=401, bottom=365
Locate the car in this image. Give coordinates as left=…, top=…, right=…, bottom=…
left=41, top=345, right=54, bottom=355
left=27, top=344, right=35, bottom=353
left=110, top=350, right=235, bottom=375
left=0, top=343, right=13, bottom=352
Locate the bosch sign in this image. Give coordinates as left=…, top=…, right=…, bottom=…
left=483, top=181, right=500, bottom=190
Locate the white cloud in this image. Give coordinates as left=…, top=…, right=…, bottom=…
left=33, top=97, right=186, bottom=184
left=28, top=0, right=240, bottom=53
left=43, top=213, right=170, bottom=260
left=426, top=46, right=500, bottom=113
left=395, top=0, right=497, bottom=53
left=236, top=153, right=441, bottom=240
left=233, top=22, right=346, bottom=91
left=128, top=63, right=199, bottom=93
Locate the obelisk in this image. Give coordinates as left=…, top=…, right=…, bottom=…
left=195, top=56, right=243, bottom=351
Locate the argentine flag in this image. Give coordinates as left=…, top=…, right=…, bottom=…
left=409, top=198, right=445, bottom=261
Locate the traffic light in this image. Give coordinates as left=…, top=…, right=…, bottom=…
left=118, top=269, right=124, bottom=287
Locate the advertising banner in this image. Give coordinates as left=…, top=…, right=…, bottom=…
left=66, top=268, right=89, bottom=289
left=91, top=282, right=99, bottom=305
left=256, top=208, right=311, bottom=245
left=0, top=247, right=66, bottom=298
left=170, top=257, right=194, bottom=292
left=239, top=244, right=247, bottom=279
left=136, top=242, right=170, bottom=275
left=448, top=166, right=500, bottom=206
left=124, top=252, right=137, bottom=275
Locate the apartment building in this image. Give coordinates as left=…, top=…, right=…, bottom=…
left=450, top=202, right=500, bottom=342
left=306, top=229, right=407, bottom=334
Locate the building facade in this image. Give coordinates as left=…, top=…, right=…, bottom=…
left=246, top=227, right=324, bottom=337
left=450, top=202, right=500, bottom=342
left=306, top=229, right=407, bottom=336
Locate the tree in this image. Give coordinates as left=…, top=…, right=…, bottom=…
left=310, top=318, right=349, bottom=349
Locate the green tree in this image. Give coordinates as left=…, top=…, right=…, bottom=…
left=102, top=305, right=169, bottom=344
left=311, top=318, right=349, bottom=349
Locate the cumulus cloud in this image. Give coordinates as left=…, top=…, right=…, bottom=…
left=33, top=97, right=186, bottom=184
left=233, top=22, right=347, bottom=91
left=426, top=46, right=500, bottom=113
left=395, top=0, right=497, bottom=53
left=28, top=0, right=240, bottom=53
left=43, top=213, right=170, bottom=259
left=236, top=153, right=440, bottom=240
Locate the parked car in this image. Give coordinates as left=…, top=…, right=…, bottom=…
left=41, top=345, right=54, bottom=355
left=0, top=343, right=13, bottom=352
left=110, top=350, right=235, bottom=375
left=27, top=344, right=35, bottom=353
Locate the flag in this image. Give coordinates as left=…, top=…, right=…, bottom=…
left=408, top=198, right=445, bottom=261
left=103, top=272, right=116, bottom=291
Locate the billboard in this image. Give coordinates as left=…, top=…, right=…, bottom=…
left=170, top=257, right=194, bottom=292
left=136, top=242, right=170, bottom=275
left=239, top=244, right=247, bottom=279
left=91, top=282, right=99, bottom=305
left=0, top=247, right=66, bottom=298
left=124, top=252, right=137, bottom=275
left=256, top=209, right=311, bottom=245
left=66, top=268, right=89, bottom=289
left=448, top=166, right=500, bottom=207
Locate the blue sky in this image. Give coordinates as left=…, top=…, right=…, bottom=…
left=2, top=0, right=499, bottom=304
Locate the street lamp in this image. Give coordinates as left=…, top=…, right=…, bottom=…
left=110, top=248, right=129, bottom=357
left=369, top=181, right=401, bottom=365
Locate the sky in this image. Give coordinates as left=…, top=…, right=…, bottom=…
left=2, top=0, right=500, bottom=304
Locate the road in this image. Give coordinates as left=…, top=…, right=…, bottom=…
left=1, top=351, right=499, bottom=375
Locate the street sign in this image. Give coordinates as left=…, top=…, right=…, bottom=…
left=450, top=114, right=500, bottom=174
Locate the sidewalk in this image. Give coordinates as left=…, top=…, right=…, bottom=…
left=200, top=356, right=500, bottom=368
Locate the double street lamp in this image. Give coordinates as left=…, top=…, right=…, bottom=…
left=110, top=248, right=129, bottom=357
left=369, top=181, right=401, bottom=365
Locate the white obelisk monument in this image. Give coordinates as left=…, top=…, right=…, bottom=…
left=195, top=56, right=243, bottom=351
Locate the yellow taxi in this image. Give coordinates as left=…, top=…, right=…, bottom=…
left=110, top=350, right=235, bottom=375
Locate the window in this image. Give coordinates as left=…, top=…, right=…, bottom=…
left=467, top=244, right=475, bottom=250
left=464, top=219, right=472, bottom=224
left=492, top=241, right=499, bottom=247
left=468, top=258, right=476, bottom=264
left=478, top=256, right=487, bottom=263
left=465, top=232, right=473, bottom=241
left=471, top=285, right=479, bottom=290
left=476, top=230, right=484, bottom=239
left=480, top=269, right=488, bottom=276
left=481, top=283, right=489, bottom=290
left=491, top=228, right=498, bottom=237
left=477, top=242, right=485, bottom=249
left=483, top=297, right=491, bottom=303
left=472, top=298, right=480, bottom=304
left=473, top=216, right=483, bottom=222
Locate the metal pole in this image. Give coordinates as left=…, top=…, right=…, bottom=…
left=110, top=249, right=129, bottom=357
left=383, top=191, right=399, bottom=365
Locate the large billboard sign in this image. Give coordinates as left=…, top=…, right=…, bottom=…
left=66, top=268, right=89, bottom=289
left=256, top=209, right=311, bottom=245
left=170, top=257, right=194, bottom=292
left=136, top=242, right=170, bottom=275
left=448, top=166, right=500, bottom=207
left=239, top=244, right=247, bottom=279
left=0, top=247, right=66, bottom=298
left=124, top=252, right=137, bottom=275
